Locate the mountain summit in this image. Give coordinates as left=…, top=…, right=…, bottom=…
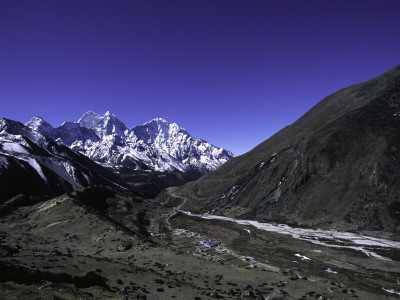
left=26, top=113, right=234, bottom=175
left=77, top=111, right=127, bottom=137
left=158, top=65, right=400, bottom=233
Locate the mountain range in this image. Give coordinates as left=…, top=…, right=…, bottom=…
left=0, top=113, right=233, bottom=201
left=26, top=112, right=233, bottom=175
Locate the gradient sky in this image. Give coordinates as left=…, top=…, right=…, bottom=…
left=1, top=0, right=399, bottom=155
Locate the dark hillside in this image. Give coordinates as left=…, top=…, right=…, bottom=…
left=158, top=65, right=400, bottom=233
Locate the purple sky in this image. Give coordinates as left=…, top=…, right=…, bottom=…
left=1, top=0, right=399, bottom=155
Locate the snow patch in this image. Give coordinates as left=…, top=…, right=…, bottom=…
left=28, top=159, right=48, bottom=183
left=295, top=253, right=311, bottom=261
left=222, top=185, right=240, bottom=200
left=326, top=268, right=338, bottom=274
left=1, top=142, right=30, bottom=154
left=382, top=288, right=400, bottom=295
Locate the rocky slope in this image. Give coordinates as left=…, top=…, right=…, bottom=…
left=26, top=112, right=234, bottom=175
left=0, top=119, right=126, bottom=202
left=158, top=65, right=400, bottom=233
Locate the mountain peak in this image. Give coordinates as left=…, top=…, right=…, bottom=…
left=27, top=116, right=45, bottom=122
left=78, top=111, right=102, bottom=128
left=81, top=110, right=100, bottom=117
left=26, top=116, right=53, bottom=128
left=0, top=118, right=16, bottom=130
left=145, top=118, right=169, bottom=125
left=76, top=110, right=127, bottom=138
left=25, top=117, right=54, bottom=137
left=102, top=111, right=120, bottom=121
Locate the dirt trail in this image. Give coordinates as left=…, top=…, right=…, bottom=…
left=165, top=192, right=187, bottom=228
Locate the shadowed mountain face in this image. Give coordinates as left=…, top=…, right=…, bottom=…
left=0, top=119, right=127, bottom=203
left=158, top=65, right=400, bottom=233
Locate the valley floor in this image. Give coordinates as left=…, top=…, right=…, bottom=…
left=0, top=189, right=399, bottom=299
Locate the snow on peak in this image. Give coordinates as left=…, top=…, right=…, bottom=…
left=77, top=111, right=102, bottom=128
left=82, top=110, right=99, bottom=117
left=0, top=118, right=13, bottom=132
left=25, top=112, right=234, bottom=174
left=76, top=111, right=127, bottom=137
left=102, top=111, right=122, bottom=124
left=25, top=117, right=55, bottom=140
left=25, top=116, right=54, bottom=134
left=144, top=118, right=169, bottom=125
left=141, top=118, right=187, bottom=135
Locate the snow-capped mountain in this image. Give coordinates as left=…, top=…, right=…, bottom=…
left=0, top=118, right=126, bottom=202
left=26, top=111, right=234, bottom=174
